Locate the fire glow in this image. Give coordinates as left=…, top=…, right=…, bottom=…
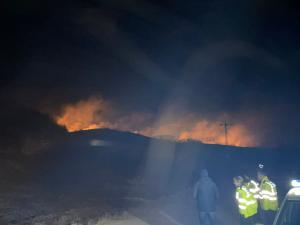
left=55, top=97, right=112, bottom=132
left=54, top=97, right=260, bottom=147
left=177, top=122, right=257, bottom=147
left=140, top=119, right=258, bottom=147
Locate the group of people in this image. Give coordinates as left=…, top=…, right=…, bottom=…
left=193, top=168, right=278, bottom=225
left=234, top=169, right=278, bottom=225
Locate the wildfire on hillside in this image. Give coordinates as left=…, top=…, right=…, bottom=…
left=54, top=97, right=260, bottom=147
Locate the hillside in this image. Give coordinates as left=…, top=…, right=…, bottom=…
left=0, top=128, right=299, bottom=225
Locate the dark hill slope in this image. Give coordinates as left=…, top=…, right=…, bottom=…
left=36, top=128, right=299, bottom=198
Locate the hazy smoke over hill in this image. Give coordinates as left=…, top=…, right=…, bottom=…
left=2, top=0, right=300, bottom=149
left=53, top=96, right=260, bottom=147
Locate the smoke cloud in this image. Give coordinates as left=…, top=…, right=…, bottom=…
left=3, top=0, right=300, bottom=149
left=53, top=96, right=260, bottom=147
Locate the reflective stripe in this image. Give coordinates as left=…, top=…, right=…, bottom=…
left=236, top=192, right=240, bottom=200
left=249, top=180, right=260, bottom=193
left=260, top=190, right=276, bottom=196
left=261, top=195, right=277, bottom=201
left=238, top=198, right=257, bottom=205
left=245, top=201, right=256, bottom=206
left=237, top=198, right=247, bottom=203
left=254, top=194, right=262, bottom=199
left=246, top=200, right=257, bottom=205
left=239, top=205, right=247, bottom=210
left=260, top=190, right=273, bottom=194
left=249, top=188, right=259, bottom=193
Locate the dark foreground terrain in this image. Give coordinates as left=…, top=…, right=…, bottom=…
left=0, top=129, right=298, bottom=225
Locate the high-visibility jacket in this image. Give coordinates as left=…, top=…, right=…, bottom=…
left=246, top=179, right=260, bottom=199
left=245, top=180, right=259, bottom=214
left=259, top=176, right=278, bottom=211
left=236, top=185, right=258, bottom=218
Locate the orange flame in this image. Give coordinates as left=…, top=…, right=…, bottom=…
left=55, top=97, right=112, bottom=132
left=139, top=119, right=258, bottom=147
left=177, top=122, right=257, bottom=147
left=54, top=97, right=259, bottom=147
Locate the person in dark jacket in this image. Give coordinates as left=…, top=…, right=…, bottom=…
left=193, top=169, right=219, bottom=225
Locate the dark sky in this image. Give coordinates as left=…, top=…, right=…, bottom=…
left=2, top=0, right=300, bottom=147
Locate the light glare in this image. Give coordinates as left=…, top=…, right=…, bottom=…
left=291, top=180, right=300, bottom=187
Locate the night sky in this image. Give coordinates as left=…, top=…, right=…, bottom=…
left=2, top=0, right=300, bottom=148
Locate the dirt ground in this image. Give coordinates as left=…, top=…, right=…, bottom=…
left=0, top=178, right=239, bottom=225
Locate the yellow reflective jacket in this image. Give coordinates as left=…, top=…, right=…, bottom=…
left=246, top=180, right=260, bottom=199
left=259, top=176, right=278, bottom=211
left=236, top=185, right=258, bottom=218
left=245, top=181, right=259, bottom=215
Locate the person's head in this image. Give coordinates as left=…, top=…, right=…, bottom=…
left=233, top=176, right=243, bottom=187
left=257, top=170, right=266, bottom=181
left=200, top=169, right=208, bottom=178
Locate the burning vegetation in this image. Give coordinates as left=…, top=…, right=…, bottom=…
left=176, top=122, right=257, bottom=147
left=55, top=97, right=112, bottom=132
left=54, top=97, right=259, bottom=147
